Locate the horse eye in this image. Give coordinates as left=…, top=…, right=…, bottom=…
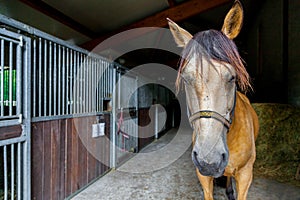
left=228, top=76, right=236, bottom=83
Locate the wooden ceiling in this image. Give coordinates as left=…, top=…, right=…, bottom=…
left=3, top=0, right=263, bottom=68
left=81, top=0, right=231, bottom=50
left=18, top=0, right=232, bottom=50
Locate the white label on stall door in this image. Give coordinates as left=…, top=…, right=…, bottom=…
left=98, top=123, right=105, bottom=136
left=92, top=124, right=99, bottom=138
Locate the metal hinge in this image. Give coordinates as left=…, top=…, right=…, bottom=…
left=19, top=113, right=23, bottom=124
left=19, top=36, right=23, bottom=47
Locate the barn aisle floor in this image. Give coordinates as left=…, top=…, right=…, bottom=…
left=71, top=128, right=300, bottom=200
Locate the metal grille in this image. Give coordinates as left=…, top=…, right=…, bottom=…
left=31, top=37, right=114, bottom=119
left=0, top=27, right=31, bottom=200
left=0, top=139, right=28, bottom=200
left=117, top=116, right=138, bottom=151
left=0, top=30, right=22, bottom=122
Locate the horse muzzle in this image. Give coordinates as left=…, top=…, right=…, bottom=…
left=192, top=150, right=228, bottom=178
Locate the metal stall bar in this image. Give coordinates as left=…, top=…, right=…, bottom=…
left=80, top=53, right=84, bottom=113
left=84, top=55, right=87, bottom=113
left=8, top=42, right=13, bottom=116
left=3, top=145, right=8, bottom=200
left=17, top=142, right=21, bottom=200
left=96, top=58, right=99, bottom=112
left=111, top=68, right=117, bottom=168
left=32, top=39, right=36, bottom=117
left=91, top=58, right=95, bottom=112
left=75, top=52, right=79, bottom=114
left=85, top=57, right=88, bottom=113
left=22, top=35, right=32, bottom=200
left=75, top=52, right=78, bottom=114
left=106, top=63, right=109, bottom=99
left=62, top=46, right=66, bottom=115
left=89, top=57, right=92, bottom=112
left=94, top=58, right=97, bottom=112
left=69, top=49, right=73, bottom=114
left=102, top=60, right=105, bottom=109
left=38, top=38, right=42, bottom=117
left=79, top=52, right=83, bottom=114
left=80, top=53, right=85, bottom=113
left=99, top=59, right=102, bottom=112
left=0, top=39, right=4, bottom=117
left=49, top=41, right=52, bottom=116
left=74, top=51, right=78, bottom=114
left=83, top=54, right=86, bottom=113
left=66, top=48, right=69, bottom=115
left=16, top=39, right=22, bottom=121
left=10, top=144, right=15, bottom=200
left=53, top=43, right=57, bottom=116
left=104, top=61, right=107, bottom=99
left=78, top=52, right=81, bottom=113
left=43, top=39, right=47, bottom=116
left=89, top=57, right=92, bottom=113
left=54, top=44, right=63, bottom=115
left=99, top=60, right=103, bottom=112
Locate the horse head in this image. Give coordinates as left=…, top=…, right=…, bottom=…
left=168, top=0, right=251, bottom=178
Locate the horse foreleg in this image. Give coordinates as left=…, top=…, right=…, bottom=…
left=226, top=176, right=236, bottom=200
left=234, top=162, right=254, bottom=200
left=196, top=169, right=214, bottom=200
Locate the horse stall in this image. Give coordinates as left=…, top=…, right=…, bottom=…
left=0, top=14, right=114, bottom=199
left=0, top=13, right=175, bottom=199
left=114, top=68, right=174, bottom=166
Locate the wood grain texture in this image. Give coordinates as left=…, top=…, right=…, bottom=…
left=31, top=114, right=111, bottom=199
left=81, top=0, right=231, bottom=50
left=0, top=125, right=22, bottom=140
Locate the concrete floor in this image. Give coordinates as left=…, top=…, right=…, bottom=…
left=71, top=129, right=300, bottom=200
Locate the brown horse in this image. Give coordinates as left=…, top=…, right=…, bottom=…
left=168, top=1, right=259, bottom=200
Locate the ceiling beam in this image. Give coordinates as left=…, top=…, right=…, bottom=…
left=19, top=0, right=97, bottom=39
left=167, top=0, right=177, bottom=7
left=81, top=0, right=231, bottom=50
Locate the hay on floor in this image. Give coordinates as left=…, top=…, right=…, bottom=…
left=252, top=103, right=300, bottom=187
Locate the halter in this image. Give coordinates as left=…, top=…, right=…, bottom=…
left=188, top=89, right=237, bottom=131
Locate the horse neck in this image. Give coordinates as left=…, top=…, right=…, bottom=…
left=228, top=91, right=250, bottom=135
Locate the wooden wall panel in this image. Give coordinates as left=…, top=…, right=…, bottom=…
left=86, top=117, right=96, bottom=182
left=70, top=118, right=79, bottom=194
left=78, top=118, right=88, bottom=189
left=43, top=121, right=51, bottom=200
left=0, top=125, right=22, bottom=140
left=59, top=119, right=66, bottom=200
left=138, top=108, right=155, bottom=150
left=50, top=120, right=60, bottom=200
left=31, top=122, right=44, bottom=200
left=31, top=114, right=111, bottom=200
left=65, top=118, right=73, bottom=197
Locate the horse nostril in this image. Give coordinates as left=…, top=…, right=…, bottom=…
left=221, top=153, right=227, bottom=162
left=193, top=151, right=198, bottom=157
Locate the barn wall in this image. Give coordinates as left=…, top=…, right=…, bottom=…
left=31, top=114, right=111, bottom=200
left=137, top=84, right=179, bottom=149
left=138, top=108, right=155, bottom=149
left=244, top=0, right=285, bottom=103
left=288, top=0, right=300, bottom=106
left=243, top=0, right=300, bottom=106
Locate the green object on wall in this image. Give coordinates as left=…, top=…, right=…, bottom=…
left=0, top=69, right=16, bottom=106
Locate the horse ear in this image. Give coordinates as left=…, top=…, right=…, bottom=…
left=221, top=0, right=243, bottom=39
left=167, top=18, right=193, bottom=47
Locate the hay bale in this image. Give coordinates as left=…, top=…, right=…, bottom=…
left=252, top=103, right=300, bottom=187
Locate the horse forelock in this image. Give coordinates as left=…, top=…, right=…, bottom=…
left=176, top=29, right=252, bottom=94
